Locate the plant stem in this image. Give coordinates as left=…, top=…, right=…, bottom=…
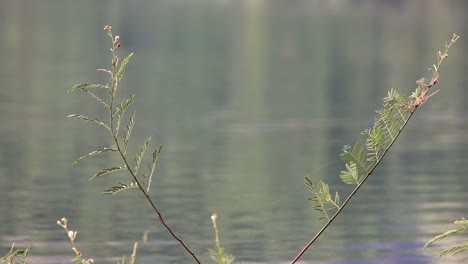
left=105, top=27, right=201, bottom=264
left=111, top=130, right=201, bottom=262
left=291, top=110, right=415, bottom=263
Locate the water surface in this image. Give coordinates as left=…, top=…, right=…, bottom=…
left=1, top=1, right=467, bottom=263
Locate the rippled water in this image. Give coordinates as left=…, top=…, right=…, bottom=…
left=1, top=1, right=467, bottom=263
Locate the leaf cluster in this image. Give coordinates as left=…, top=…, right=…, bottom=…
left=305, top=177, right=339, bottom=221
left=66, top=25, right=201, bottom=264
left=209, top=214, right=235, bottom=264
left=1, top=243, right=29, bottom=264
left=425, top=218, right=468, bottom=258
left=306, top=88, right=411, bottom=220
left=305, top=33, right=460, bottom=224
left=294, top=33, right=459, bottom=264
left=68, top=26, right=161, bottom=195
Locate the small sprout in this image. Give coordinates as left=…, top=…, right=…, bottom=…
left=57, top=217, right=68, bottom=228
left=437, top=50, right=448, bottom=59
left=72, top=247, right=81, bottom=256
left=428, top=72, right=439, bottom=87
left=68, top=230, right=76, bottom=241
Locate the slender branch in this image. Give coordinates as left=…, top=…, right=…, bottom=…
left=291, top=34, right=459, bottom=263
left=291, top=110, right=415, bottom=263
left=111, top=133, right=201, bottom=263
left=103, top=26, right=201, bottom=263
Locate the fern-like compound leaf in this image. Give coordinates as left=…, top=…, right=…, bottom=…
left=117, top=53, right=134, bottom=81
left=90, top=166, right=126, bottom=180
left=68, top=114, right=110, bottom=131
left=115, top=94, right=135, bottom=135
left=361, top=127, right=386, bottom=162
left=68, top=83, right=108, bottom=93
left=103, top=182, right=138, bottom=195
left=134, top=137, right=151, bottom=174
left=123, top=111, right=136, bottom=150
left=340, top=143, right=369, bottom=175
left=339, top=162, right=360, bottom=185
left=146, top=145, right=163, bottom=193
left=439, top=243, right=468, bottom=257
left=72, top=147, right=116, bottom=164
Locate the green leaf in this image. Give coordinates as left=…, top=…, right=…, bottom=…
left=361, top=127, right=386, bottom=162
left=97, top=68, right=112, bottom=75
left=424, top=226, right=468, bottom=248
left=454, top=219, right=468, bottom=226
left=115, top=95, right=135, bottom=135
left=73, top=147, right=115, bottom=164
left=146, top=145, right=163, bottom=192
left=68, top=82, right=92, bottom=93
left=2, top=243, right=29, bottom=264
left=334, top=191, right=340, bottom=206
left=90, top=166, right=125, bottom=180
left=439, top=243, right=468, bottom=257
left=305, top=178, right=339, bottom=220
left=384, top=88, right=406, bottom=106
left=375, top=106, right=402, bottom=141
left=117, top=53, right=134, bottom=81
left=340, top=143, right=369, bottom=174
left=153, top=145, right=163, bottom=163
left=339, top=162, right=360, bottom=185
left=68, top=82, right=107, bottom=93
left=134, top=137, right=151, bottom=173
left=123, top=111, right=136, bottom=149
left=68, top=114, right=110, bottom=130
left=114, top=94, right=135, bottom=118
left=103, top=182, right=137, bottom=195
left=304, top=175, right=314, bottom=191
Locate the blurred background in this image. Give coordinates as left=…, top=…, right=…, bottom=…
left=0, top=0, right=467, bottom=263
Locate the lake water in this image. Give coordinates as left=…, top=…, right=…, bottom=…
left=1, top=1, right=467, bottom=263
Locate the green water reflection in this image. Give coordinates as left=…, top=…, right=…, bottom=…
left=0, top=1, right=467, bottom=263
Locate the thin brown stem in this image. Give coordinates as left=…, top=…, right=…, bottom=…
left=291, top=110, right=415, bottom=263
left=104, top=26, right=201, bottom=263
left=291, top=34, right=458, bottom=263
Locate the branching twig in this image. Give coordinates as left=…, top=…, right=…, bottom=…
left=291, top=33, right=459, bottom=263
left=69, top=25, right=201, bottom=263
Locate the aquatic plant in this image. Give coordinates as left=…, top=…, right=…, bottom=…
left=57, top=218, right=95, bottom=264
left=208, top=214, right=234, bottom=264
left=67, top=25, right=200, bottom=263
left=424, top=218, right=468, bottom=258
left=56, top=217, right=138, bottom=264
left=292, top=33, right=460, bottom=263
left=2, top=26, right=460, bottom=264
left=1, top=243, right=29, bottom=264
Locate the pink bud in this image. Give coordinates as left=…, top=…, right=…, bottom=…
left=115, top=35, right=120, bottom=42
left=116, top=43, right=121, bottom=48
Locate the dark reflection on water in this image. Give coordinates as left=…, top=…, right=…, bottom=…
left=1, top=1, right=468, bottom=263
